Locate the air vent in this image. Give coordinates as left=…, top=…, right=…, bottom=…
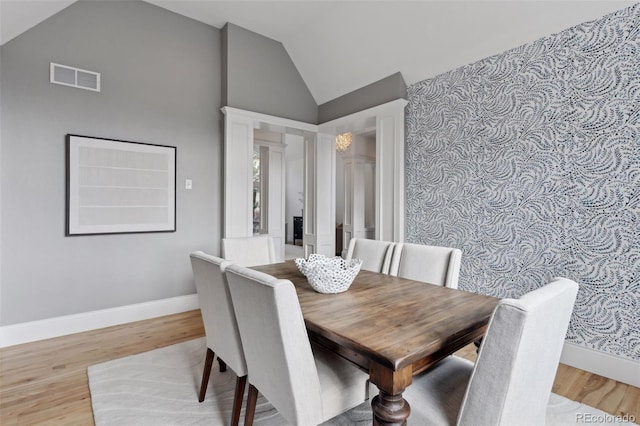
left=50, top=62, right=100, bottom=92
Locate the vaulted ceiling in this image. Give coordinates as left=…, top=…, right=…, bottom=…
left=1, top=1, right=635, bottom=104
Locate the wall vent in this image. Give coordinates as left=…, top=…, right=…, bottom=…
left=50, top=63, right=100, bottom=92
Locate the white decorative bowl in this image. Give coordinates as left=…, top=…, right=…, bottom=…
left=295, top=254, right=362, bottom=294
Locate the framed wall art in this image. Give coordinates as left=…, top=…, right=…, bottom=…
left=66, top=134, right=176, bottom=236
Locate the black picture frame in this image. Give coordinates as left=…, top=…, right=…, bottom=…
left=66, top=134, right=176, bottom=236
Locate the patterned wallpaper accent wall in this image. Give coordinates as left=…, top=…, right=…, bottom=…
left=405, top=4, right=639, bottom=360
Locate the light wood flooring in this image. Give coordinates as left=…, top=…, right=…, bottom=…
left=1, top=310, right=638, bottom=425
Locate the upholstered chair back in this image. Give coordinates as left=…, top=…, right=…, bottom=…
left=457, top=277, right=579, bottom=425
left=225, top=264, right=324, bottom=425
left=189, top=251, right=247, bottom=377
left=389, top=243, right=462, bottom=288
left=345, top=238, right=395, bottom=274
left=221, top=235, right=277, bottom=267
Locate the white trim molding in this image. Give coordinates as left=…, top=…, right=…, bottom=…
left=561, top=342, right=640, bottom=387
left=221, top=106, right=318, bottom=133
left=2, top=294, right=638, bottom=388
left=0, top=294, right=199, bottom=348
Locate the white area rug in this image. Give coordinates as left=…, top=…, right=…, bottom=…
left=88, top=338, right=636, bottom=425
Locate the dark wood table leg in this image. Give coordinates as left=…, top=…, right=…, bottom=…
left=371, top=391, right=411, bottom=426
left=370, top=363, right=412, bottom=426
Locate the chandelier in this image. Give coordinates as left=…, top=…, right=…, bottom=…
left=335, top=132, right=353, bottom=152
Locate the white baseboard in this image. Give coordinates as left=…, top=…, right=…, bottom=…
left=2, top=300, right=638, bottom=388
left=0, top=294, right=199, bottom=348
left=561, top=341, right=640, bottom=387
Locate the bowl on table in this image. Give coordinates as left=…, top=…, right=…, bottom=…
left=295, top=254, right=362, bottom=294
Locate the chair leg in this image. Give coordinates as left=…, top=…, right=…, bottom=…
left=218, top=357, right=227, bottom=372
left=244, top=383, right=258, bottom=426
left=474, top=338, right=483, bottom=354
left=199, top=348, right=215, bottom=402
left=230, top=375, right=247, bottom=426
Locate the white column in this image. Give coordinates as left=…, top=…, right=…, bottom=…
left=304, top=133, right=336, bottom=257
left=342, top=155, right=375, bottom=249
left=376, top=103, right=406, bottom=242
left=222, top=111, right=253, bottom=238
left=267, top=144, right=286, bottom=260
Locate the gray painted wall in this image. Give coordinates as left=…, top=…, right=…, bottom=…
left=223, top=23, right=317, bottom=124
left=0, top=1, right=222, bottom=325
left=318, top=72, right=407, bottom=124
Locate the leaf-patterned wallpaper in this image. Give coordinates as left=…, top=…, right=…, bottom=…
left=406, top=4, right=639, bottom=360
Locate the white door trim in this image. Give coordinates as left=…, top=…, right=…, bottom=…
left=221, top=107, right=325, bottom=253
left=222, top=107, right=317, bottom=133
left=319, top=98, right=408, bottom=242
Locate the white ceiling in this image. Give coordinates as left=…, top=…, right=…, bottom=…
left=1, top=0, right=636, bottom=104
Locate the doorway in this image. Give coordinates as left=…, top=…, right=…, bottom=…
left=318, top=98, right=408, bottom=245
left=222, top=107, right=335, bottom=258
left=253, top=128, right=306, bottom=260
left=222, top=100, right=406, bottom=259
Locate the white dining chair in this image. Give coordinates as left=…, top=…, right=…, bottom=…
left=389, top=242, right=462, bottom=288
left=221, top=235, right=277, bottom=267
left=189, top=251, right=247, bottom=426
left=345, top=238, right=395, bottom=274
left=406, top=277, right=579, bottom=425
left=225, top=263, right=374, bottom=426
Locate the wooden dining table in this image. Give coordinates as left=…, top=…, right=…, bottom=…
left=252, top=260, right=499, bottom=426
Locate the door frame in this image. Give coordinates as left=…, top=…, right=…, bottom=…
left=221, top=107, right=325, bottom=257
left=222, top=99, right=406, bottom=259
left=318, top=98, right=408, bottom=242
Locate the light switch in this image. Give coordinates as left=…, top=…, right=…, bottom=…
left=185, top=179, right=192, bottom=190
